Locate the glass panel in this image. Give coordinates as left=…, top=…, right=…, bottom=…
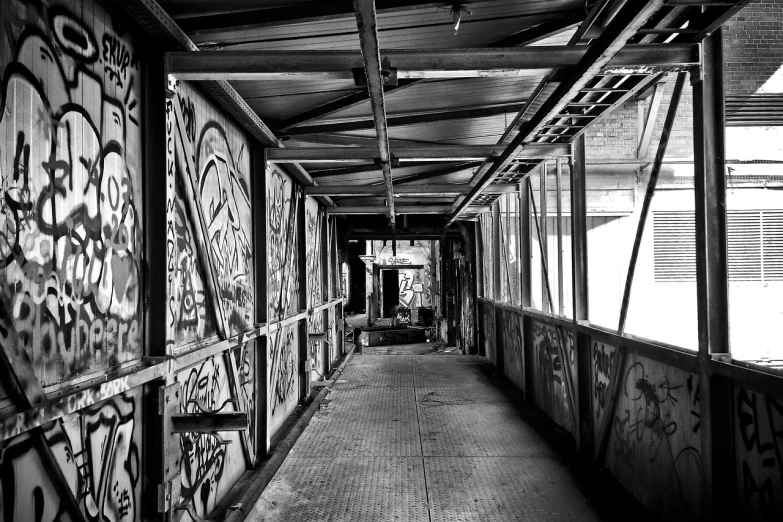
left=584, top=77, right=698, bottom=350
left=725, top=126, right=783, bottom=363
left=499, top=196, right=510, bottom=303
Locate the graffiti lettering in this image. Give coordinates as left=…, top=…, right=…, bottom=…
left=102, top=33, right=135, bottom=88
left=593, top=342, right=614, bottom=418
left=736, top=388, right=783, bottom=519
left=0, top=391, right=141, bottom=522
left=1, top=0, right=143, bottom=385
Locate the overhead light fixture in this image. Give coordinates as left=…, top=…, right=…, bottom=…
left=450, top=4, right=472, bottom=34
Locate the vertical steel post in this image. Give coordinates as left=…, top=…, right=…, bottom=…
left=142, top=49, right=167, bottom=522
left=298, top=192, right=310, bottom=399
left=519, top=183, right=532, bottom=308
left=539, top=162, right=549, bottom=311
left=556, top=157, right=565, bottom=316
left=254, top=146, right=270, bottom=458
left=570, top=137, right=588, bottom=321
left=570, top=135, right=592, bottom=457
left=694, top=28, right=734, bottom=520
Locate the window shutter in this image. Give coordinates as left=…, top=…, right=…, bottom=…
left=727, top=211, right=761, bottom=281
left=763, top=210, right=783, bottom=280
left=654, top=209, right=783, bottom=282
left=653, top=212, right=697, bottom=281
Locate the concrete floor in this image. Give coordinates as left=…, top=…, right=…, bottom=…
left=246, top=355, right=617, bottom=521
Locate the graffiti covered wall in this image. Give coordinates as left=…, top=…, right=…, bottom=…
left=595, top=347, right=702, bottom=519
left=375, top=241, right=432, bottom=309
left=268, top=165, right=302, bottom=436
left=735, top=386, right=783, bottom=520
left=497, top=308, right=524, bottom=392
left=268, top=166, right=300, bottom=320
left=175, top=344, right=255, bottom=520
left=165, top=80, right=256, bottom=519
left=0, top=388, right=144, bottom=522
left=268, top=325, right=300, bottom=437
left=305, top=197, right=325, bottom=380
left=0, top=2, right=146, bottom=519
left=0, top=0, right=144, bottom=387
left=531, top=321, right=577, bottom=437
left=478, top=301, right=496, bottom=363
left=166, top=81, right=253, bottom=348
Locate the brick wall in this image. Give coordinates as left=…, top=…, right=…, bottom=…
left=584, top=0, right=783, bottom=161
left=584, top=76, right=694, bottom=161
left=724, top=0, right=783, bottom=96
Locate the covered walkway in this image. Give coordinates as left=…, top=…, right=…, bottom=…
left=248, top=354, right=628, bottom=521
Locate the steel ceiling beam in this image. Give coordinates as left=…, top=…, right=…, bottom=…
left=354, top=0, right=396, bottom=227
left=305, top=183, right=518, bottom=196
left=112, top=0, right=333, bottom=206
left=327, top=205, right=490, bottom=215
left=267, top=143, right=569, bottom=163
left=487, top=10, right=583, bottom=47
left=273, top=9, right=585, bottom=131
left=447, top=0, right=668, bottom=225
left=167, top=45, right=698, bottom=81
left=284, top=102, right=527, bottom=136
left=175, top=0, right=503, bottom=33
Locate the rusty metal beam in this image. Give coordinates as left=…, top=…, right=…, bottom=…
left=354, top=0, right=396, bottom=227
left=447, top=0, right=667, bottom=225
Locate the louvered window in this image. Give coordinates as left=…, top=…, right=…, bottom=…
left=653, top=212, right=696, bottom=281
left=653, top=210, right=783, bottom=282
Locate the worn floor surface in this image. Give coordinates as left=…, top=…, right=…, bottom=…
left=246, top=355, right=611, bottom=521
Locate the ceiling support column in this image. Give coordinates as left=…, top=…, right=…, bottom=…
left=693, top=28, right=734, bottom=520
left=354, top=0, right=396, bottom=229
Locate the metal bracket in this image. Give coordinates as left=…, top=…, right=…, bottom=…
left=160, top=382, right=182, bottom=482
left=309, top=332, right=331, bottom=345
left=171, top=412, right=249, bottom=433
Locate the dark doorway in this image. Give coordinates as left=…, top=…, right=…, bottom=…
left=382, top=269, right=399, bottom=317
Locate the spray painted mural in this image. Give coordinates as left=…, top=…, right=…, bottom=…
left=268, top=325, right=299, bottom=437
left=375, top=241, right=432, bottom=309
left=305, top=197, right=325, bottom=379
left=735, top=386, right=783, bottom=520
left=176, top=344, right=255, bottom=520
left=268, top=166, right=302, bottom=436
left=0, top=388, right=143, bottom=522
left=166, top=80, right=253, bottom=347
left=268, top=167, right=300, bottom=320
left=531, top=321, right=577, bottom=436
left=0, top=0, right=144, bottom=386
left=164, top=80, right=256, bottom=519
left=594, top=348, right=702, bottom=519
left=498, top=308, right=524, bottom=391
